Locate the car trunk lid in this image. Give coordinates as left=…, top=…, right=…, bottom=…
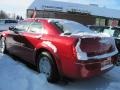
left=80, top=37, right=112, bottom=57
left=71, top=33, right=117, bottom=60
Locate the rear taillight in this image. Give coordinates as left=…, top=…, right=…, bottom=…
left=73, top=39, right=79, bottom=58
left=74, top=39, right=88, bottom=61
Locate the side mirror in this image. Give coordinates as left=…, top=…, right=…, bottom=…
left=9, top=26, right=15, bottom=31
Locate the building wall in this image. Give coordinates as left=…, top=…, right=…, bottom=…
left=55, top=12, right=96, bottom=25
left=27, top=9, right=96, bottom=25
left=27, top=9, right=120, bottom=26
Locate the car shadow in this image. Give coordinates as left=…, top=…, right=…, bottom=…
left=7, top=53, right=38, bottom=72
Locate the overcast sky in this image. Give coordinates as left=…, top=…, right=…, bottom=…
left=0, top=0, right=120, bottom=18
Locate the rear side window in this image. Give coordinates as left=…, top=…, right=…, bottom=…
left=51, top=20, right=93, bottom=35
left=28, top=22, right=43, bottom=33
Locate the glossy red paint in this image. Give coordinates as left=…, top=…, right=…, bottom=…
left=1, top=18, right=118, bottom=79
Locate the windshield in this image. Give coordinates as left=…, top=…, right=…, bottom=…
left=51, top=20, right=93, bottom=34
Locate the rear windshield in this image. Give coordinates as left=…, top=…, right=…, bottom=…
left=51, top=20, right=93, bottom=35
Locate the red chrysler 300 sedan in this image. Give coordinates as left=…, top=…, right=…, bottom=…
left=0, top=18, right=118, bottom=82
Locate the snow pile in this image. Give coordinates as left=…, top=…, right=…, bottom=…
left=0, top=53, right=120, bottom=90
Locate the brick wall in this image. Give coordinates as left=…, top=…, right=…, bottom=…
left=27, top=10, right=96, bottom=25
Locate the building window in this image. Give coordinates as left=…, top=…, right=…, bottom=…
left=100, top=18, right=105, bottom=26
left=108, top=19, right=118, bottom=26
left=96, top=18, right=100, bottom=26
left=96, top=18, right=105, bottom=26
left=108, top=20, right=113, bottom=26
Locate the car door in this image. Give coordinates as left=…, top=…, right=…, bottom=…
left=19, top=21, right=44, bottom=64
left=6, top=21, right=30, bottom=57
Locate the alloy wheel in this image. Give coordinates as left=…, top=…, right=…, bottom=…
left=39, top=56, right=52, bottom=78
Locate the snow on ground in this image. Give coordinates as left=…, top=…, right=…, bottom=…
left=0, top=53, right=120, bottom=90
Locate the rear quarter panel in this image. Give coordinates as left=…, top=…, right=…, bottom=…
left=36, top=34, right=78, bottom=77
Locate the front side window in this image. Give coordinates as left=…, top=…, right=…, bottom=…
left=51, top=20, right=93, bottom=35
left=15, top=21, right=30, bottom=32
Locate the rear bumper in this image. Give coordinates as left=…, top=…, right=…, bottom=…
left=62, top=55, right=117, bottom=79
left=68, top=56, right=117, bottom=79
left=76, top=61, right=114, bottom=78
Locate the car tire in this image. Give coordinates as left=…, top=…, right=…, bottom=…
left=0, top=37, right=6, bottom=53
left=38, top=52, right=59, bottom=83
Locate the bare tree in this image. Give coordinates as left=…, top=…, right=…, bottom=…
left=0, top=10, right=9, bottom=19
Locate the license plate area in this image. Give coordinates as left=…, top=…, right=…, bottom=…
left=101, top=57, right=113, bottom=70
